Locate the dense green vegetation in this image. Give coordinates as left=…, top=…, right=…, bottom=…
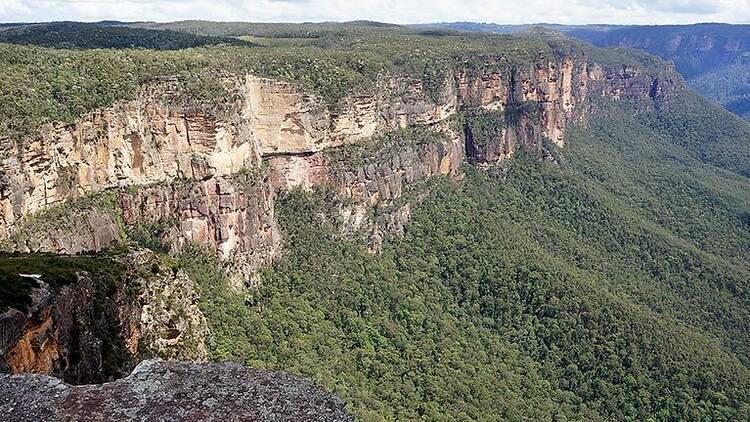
left=0, top=252, right=124, bottom=312
left=640, top=91, right=750, bottom=177
left=3, top=20, right=749, bottom=420
left=134, top=20, right=405, bottom=38
left=0, top=22, right=252, bottom=50
left=690, top=64, right=750, bottom=120
left=177, top=92, right=750, bottom=420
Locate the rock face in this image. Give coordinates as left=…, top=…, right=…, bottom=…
left=0, top=53, right=679, bottom=277
left=457, top=59, right=677, bottom=164
left=0, top=359, right=354, bottom=422
left=581, top=24, right=750, bottom=120
left=119, top=172, right=280, bottom=277
left=0, top=81, right=261, bottom=238
left=0, top=45, right=682, bottom=401
left=248, top=75, right=457, bottom=156
left=0, top=251, right=208, bottom=384
left=0, top=271, right=128, bottom=384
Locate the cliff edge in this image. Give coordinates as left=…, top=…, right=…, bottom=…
left=0, top=359, right=354, bottom=421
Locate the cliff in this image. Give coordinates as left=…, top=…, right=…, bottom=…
left=566, top=24, right=750, bottom=119
left=0, top=359, right=354, bottom=421
left=0, top=51, right=679, bottom=278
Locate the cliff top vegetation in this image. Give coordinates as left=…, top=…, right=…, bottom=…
left=0, top=21, right=671, bottom=142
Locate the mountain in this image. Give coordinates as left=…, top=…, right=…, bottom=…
left=570, top=24, right=750, bottom=120
left=413, top=22, right=750, bottom=120
left=0, top=22, right=749, bottom=420
left=408, top=21, right=620, bottom=34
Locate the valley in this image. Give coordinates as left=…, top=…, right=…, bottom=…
left=0, top=20, right=748, bottom=421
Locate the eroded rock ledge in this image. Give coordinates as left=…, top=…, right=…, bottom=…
left=0, top=359, right=354, bottom=422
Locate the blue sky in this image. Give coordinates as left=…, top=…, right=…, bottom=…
left=1, top=0, right=749, bottom=24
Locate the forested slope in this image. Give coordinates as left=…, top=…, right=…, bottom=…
left=183, top=90, right=750, bottom=420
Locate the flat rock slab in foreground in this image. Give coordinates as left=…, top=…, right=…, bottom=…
left=0, top=360, right=354, bottom=421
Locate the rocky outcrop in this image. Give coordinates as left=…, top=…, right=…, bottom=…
left=0, top=359, right=354, bottom=422
left=0, top=80, right=262, bottom=239
left=267, top=126, right=464, bottom=250
left=0, top=270, right=127, bottom=384
left=249, top=75, right=457, bottom=156
left=0, top=251, right=208, bottom=384
left=119, top=172, right=280, bottom=278
left=4, top=194, right=124, bottom=254
left=457, top=59, right=678, bottom=164
left=127, top=251, right=208, bottom=361
left=456, top=57, right=586, bottom=149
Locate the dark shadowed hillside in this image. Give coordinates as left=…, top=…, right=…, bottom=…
left=0, top=22, right=253, bottom=50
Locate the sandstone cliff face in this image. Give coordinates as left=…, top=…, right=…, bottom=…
left=248, top=75, right=457, bottom=156
left=457, top=59, right=678, bottom=164
left=455, top=57, right=585, bottom=149
left=119, top=172, right=280, bottom=278
left=0, top=54, right=678, bottom=273
left=0, top=80, right=262, bottom=239
left=266, top=126, right=464, bottom=251
left=0, top=51, right=679, bottom=386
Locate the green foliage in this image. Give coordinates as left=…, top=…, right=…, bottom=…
left=0, top=24, right=662, bottom=142
left=0, top=22, right=253, bottom=50
left=459, top=109, right=505, bottom=146
left=187, top=91, right=750, bottom=420
left=639, top=90, right=750, bottom=176
left=0, top=252, right=124, bottom=312
left=177, top=246, right=259, bottom=361
left=4, top=21, right=748, bottom=420
left=126, top=222, right=172, bottom=253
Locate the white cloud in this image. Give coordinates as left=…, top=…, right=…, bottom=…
left=1, top=0, right=749, bottom=24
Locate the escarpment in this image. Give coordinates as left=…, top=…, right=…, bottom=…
left=0, top=53, right=679, bottom=275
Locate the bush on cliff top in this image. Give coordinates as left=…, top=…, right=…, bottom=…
left=0, top=253, right=124, bottom=313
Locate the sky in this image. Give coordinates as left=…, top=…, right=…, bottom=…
left=1, top=0, right=749, bottom=25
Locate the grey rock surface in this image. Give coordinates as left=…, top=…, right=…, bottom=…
left=0, top=359, right=354, bottom=422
